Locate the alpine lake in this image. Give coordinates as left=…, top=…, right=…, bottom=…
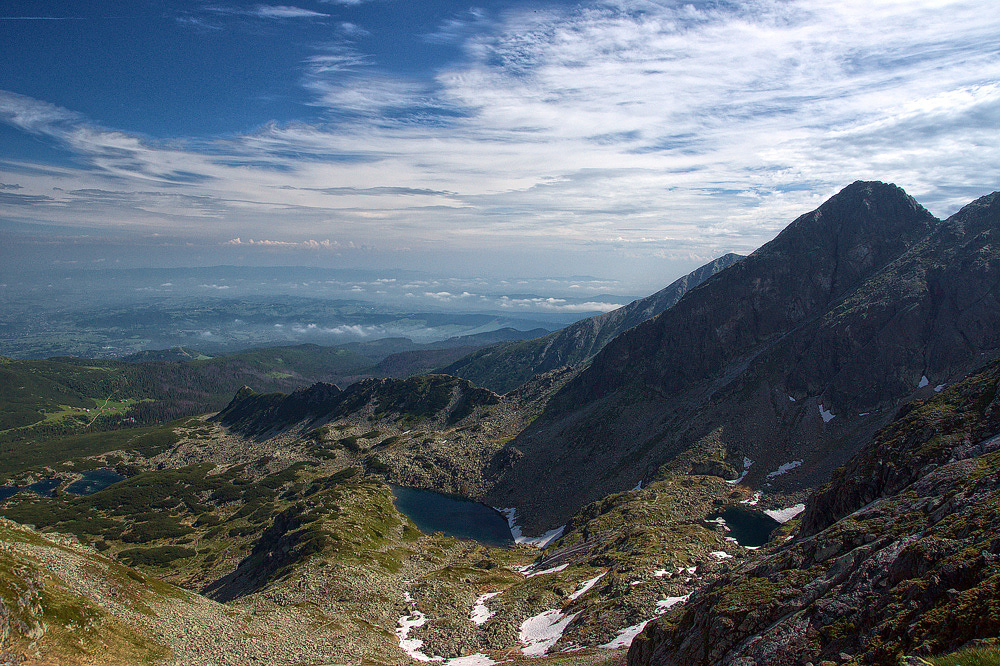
left=389, top=485, right=515, bottom=548
left=0, top=468, right=126, bottom=501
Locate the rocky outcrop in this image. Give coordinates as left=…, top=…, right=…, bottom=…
left=485, top=183, right=1000, bottom=534
left=441, top=253, right=743, bottom=394
left=628, top=360, right=1000, bottom=666
left=214, top=375, right=500, bottom=438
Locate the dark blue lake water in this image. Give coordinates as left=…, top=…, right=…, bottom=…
left=0, top=469, right=125, bottom=501
left=0, top=478, right=61, bottom=500
left=390, top=486, right=514, bottom=548
left=65, top=469, right=125, bottom=495
left=707, top=506, right=781, bottom=547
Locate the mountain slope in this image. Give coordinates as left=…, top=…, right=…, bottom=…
left=440, top=253, right=743, bottom=394
left=629, top=358, right=1000, bottom=666
left=484, top=183, right=1000, bottom=533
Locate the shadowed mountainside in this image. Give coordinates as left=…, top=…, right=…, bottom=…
left=484, top=183, right=1000, bottom=533
left=440, top=254, right=743, bottom=394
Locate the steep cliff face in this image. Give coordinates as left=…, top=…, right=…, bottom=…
left=628, top=359, right=1000, bottom=666
left=440, top=253, right=743, bottom=394
left=484, top=184, right=1000, bottom=533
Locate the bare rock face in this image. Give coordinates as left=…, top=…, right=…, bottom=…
left=577, top=181, right=939, bottom=403
left=628, top=360, right=1000, bottom=666
left=485, top=184, right=1000, bottom=534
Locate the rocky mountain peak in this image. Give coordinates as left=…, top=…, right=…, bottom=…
left=565, top=182, right=939, bottom=405
left=749, top=180, right=938, bottom=303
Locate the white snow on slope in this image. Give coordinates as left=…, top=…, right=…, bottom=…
left=918, top=375, right=930, bottom=388
left=568, top=572, right=607, bottom=601
left=396, top=608, right=442, bottom=662
left=470, top=591, right=502, bottom=625
left=599, top=595, right=690, bottom=650
left=764, top=503, right=805, bottom=523
left=935, top=384, right=946, bottom=392
left=446, top=655, right=496, bottom=666
left=519, top=609, right=580, bottom=656
left=709, top=551, right=733, bottom=559
left=525, top=563, right=570, bottom=578
left=498, top=508, right=564, bottom=547
left=599, top=619, right=651, bottom=649
left=727, top=456, right=754, bottom=484
left=400, top=596, right=501, bottom=664
left=766, top=460, right=802, bottom=478
left=819, top=404, right=835, bottom=422
left=656, top=595, right=690, bottom=614
left=740, top=490, right=762, bottom=506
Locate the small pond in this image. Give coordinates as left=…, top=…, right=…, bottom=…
left=65, top=469, right=126, bottom=495
left=0, top=469, right=125, bottom=501
left=706, top=506, right=781, bottom=547
left=0, top=478, right=61, bottom=500
left=390, top=486, right=514, bottom=548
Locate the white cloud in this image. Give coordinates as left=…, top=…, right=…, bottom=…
left=496, top=296, right=623, bottom=313
left=1, top=0, right=999, bottom=282
left=252, top=5, right=328, bottom=19
left=225, top=237, right=350, bottom=249
left=338, top=22, right=368, bottom=37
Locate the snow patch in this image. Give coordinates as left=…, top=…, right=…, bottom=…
left=709, top=551, right=733, bottom=560
left=727, top=456, right=754, bottom=484
left=705, top=516, right=729, bottom=530
left=652, top=569, right=669, bottom=577
left=525, top=563, right=570, bottom=578
left=446, top=656, right=496, bottom=666
left=819, top=404, right=835, bottom=422
left=740, top=490, right=762, bottom=506
left=655, top=595, right=690, bottom=614
left=599, top=619, right=651, bottom=649
left=396, top=608, right=443, bottom=662
left=764, top=503, right=805, bottom=523
left=519, top=609, right=580, bottom=656
left=498, top=508, right=564, bottom=548
left=567, top=572, right=607, bottom=601
left=632, top=480, right=643, bottom=491
left=599, top=595, right=691, bottom=650
left=935, top=384, right=946, bottom=392
left=470, top=591, right=501, bottom=625
left=766, top=460, right=802, bottom=478
left=918, top=375, right=930, bottom=388
left=788, top=395, right=796, bottom=402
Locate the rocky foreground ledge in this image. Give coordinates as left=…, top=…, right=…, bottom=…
left=629, top=360, right=1000, bottom=666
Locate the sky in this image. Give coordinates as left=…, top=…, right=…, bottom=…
left=1, top=0, right=999, bottom=292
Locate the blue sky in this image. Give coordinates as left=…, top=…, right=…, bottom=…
left=2, top=0, right=999, bottom=290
